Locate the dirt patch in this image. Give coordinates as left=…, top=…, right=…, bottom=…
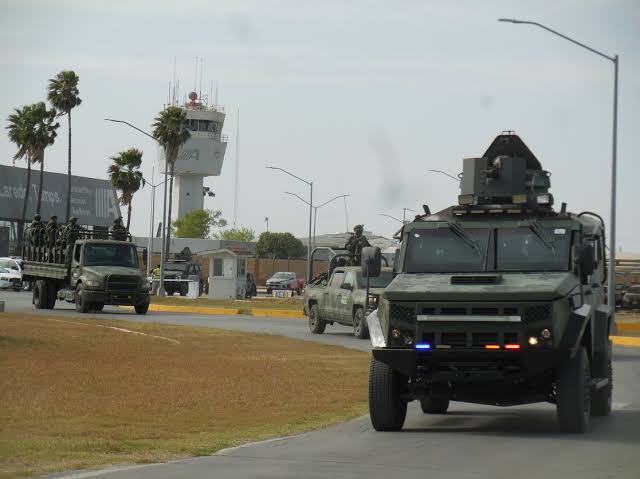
left=151, top=296, right=304, bottom=311
left=0, top=313, right=368, bottom=478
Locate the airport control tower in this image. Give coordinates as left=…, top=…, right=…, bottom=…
left=157, top=91, right=227, bottom=220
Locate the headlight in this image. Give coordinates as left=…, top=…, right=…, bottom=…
left=85, top=280, right=102, bottom=288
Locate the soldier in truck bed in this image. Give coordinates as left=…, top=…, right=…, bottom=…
left=345, top=224, right=371, bottom=265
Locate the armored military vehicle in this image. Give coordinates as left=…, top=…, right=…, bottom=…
left=21, top=223, right=150, bottom=314
left=365, top=133, right=613, bottom=433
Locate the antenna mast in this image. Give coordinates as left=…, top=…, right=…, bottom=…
left=234, top=108, right=240, bottom=227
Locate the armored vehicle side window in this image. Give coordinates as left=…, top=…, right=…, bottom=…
left=343, top=271, right=356, bottom=288
left=74, top=245, right=81, bottom=263
left=405, top=228, right=490, bottom=273
left=496, top=227, right=571, bottom=272
left=330, top=271, right=346, bottom=288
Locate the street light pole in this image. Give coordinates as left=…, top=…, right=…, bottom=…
left=105, top=118, right=170, bottom=296
left=498, top=18, right=620, bottom=311
left=285, top=192, right=350, bottom=249
left=267, top=166, right=314, bottom=282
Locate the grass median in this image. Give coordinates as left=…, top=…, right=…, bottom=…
left=0, top=313, right=369, bottom=478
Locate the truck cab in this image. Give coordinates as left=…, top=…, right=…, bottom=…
left=366, top=133, right=613, bottom=434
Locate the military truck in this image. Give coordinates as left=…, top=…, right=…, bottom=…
left=304, top=265, right=393, bottom=339
left=365, top=133, right=613, bottom=433
left=21, top=224, right=150, bottom=314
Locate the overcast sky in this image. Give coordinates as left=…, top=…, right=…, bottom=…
left=1, top=0, right=638, bottom=251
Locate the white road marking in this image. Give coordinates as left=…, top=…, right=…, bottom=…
left=612, top=402, right=630, bottom=410
left=46, top=318, right=180, bottom=344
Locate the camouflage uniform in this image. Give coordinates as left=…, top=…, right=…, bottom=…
left=29, top=215, right=45, bottom=261
left=345, top=224, right=371, bottom=266
left=43, top=216, right=59, bottom=262
left=110, top=217, right=128, bottom=241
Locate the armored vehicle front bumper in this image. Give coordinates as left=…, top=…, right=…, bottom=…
left=83, top=289, right=149, bottom=305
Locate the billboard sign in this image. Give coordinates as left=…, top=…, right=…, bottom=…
left=0, top=165, right=121, bottom=226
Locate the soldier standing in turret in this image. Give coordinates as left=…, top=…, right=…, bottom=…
left=44, top=215, right=58, bottom=262
left=110, top=217, right=128, bottom=241
left=345, top=224, right=371, bottom=266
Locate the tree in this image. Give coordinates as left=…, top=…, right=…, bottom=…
left=6, top=102, right=59, bottom=217
left=172, top=209, right=227, bottom=239
left=47, top=70, right=82, bottom=222
left=6, top=105, right=33, bottom=245
left=214, top=227, right=256, bottom=241
left=152, top=106, right=190, bottom=259
left=107, top=148, right=146, bottom=230
left=256, top=232, right=306, bottom=259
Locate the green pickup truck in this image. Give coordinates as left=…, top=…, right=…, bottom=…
left=304, top=266, right=393, bottom=339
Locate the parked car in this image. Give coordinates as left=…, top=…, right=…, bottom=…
left=266, top=272, right=305, bottom=295
left=0, top=257, right=23, bottom=290
left=622, top=284, right=640, bottom=310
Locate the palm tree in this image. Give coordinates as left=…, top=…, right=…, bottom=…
left=6, top=105, right=33, bottom=245
left=47, top=70, right=82, bottom=222
left=152, top=106, right=190, bottom=260
left=26, top=102, right=59, bottom=214
left=107, top=148, right=146, bottom=230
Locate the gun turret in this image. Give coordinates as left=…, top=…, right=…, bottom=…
left=457, top=132, right=553, bottom=212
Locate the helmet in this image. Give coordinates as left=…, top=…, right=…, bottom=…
left=34, top=214, right=41, bottom=221
left=353, top=224, right=364, bottom=233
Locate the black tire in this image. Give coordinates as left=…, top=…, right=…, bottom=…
left=369, top=356, right=407, bottom=431
left=179, top=283, right=188, bottom=296
left=45, top=280, right=57, bottom=310
left=93, top=303, right=105, bottom=312
left=33, top=280, right=48, bottom=309
left=556, top=346, right=591, bottom=433
left=308, top=304, right=326, bottom=334
left=75, top=283, right=92, bottom=313
left=353, top=308, right=369, bottom=339
left=199, top=281, right=204, bottom=297
left=591, top=340, right=613, bottom=417
left=266, top=288, right=272, bottom=295
left=420, top=397, right=450, bottom=414
left=135, top=301, right=149, bottom=315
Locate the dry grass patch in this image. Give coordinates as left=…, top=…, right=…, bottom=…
left=0, top=313, right=368, bottom=478
left=151, top=295, right=304, bottom=312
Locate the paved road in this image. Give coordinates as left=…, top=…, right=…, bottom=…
left=2, top=290, right=639, bottom=479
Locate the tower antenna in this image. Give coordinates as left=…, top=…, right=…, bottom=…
left=215, top=81, right=219, bottom=106
left=193, top=56, right=198, bottom=93
left=172, top=56, right=177, bottom=105
left=199, top=57, right=204, bottom=101
left=234, top=108, right=240, bottom=227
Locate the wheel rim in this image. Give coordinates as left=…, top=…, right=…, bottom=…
left=355, top=316, right=362, bottom=335
left=76, top=288, right=83, bottom=308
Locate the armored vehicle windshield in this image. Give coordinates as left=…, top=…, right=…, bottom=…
left=404, top=223, right=572, bottom=273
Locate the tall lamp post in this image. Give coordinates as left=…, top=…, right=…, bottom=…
left=285, top=192, right=350, bottom=248
left=266, top=166, right=313, bottom=281
left=498, top=18, right=619, bottom=311
left=105, top=118, right=171, bottom=296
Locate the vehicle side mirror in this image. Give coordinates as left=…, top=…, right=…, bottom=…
left=361, top=246, right=382, bottom=278
left=573, top=244, right=595, bottom=279
left=341, top=283, right=353, bottom=291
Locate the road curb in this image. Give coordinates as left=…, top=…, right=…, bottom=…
left=611, top=335, right=640, bottom=347
left=617, top=322, right=640, bottom=333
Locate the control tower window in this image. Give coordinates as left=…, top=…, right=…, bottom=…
left=199, top=120, right=211, bottom=132
left=189, top=119, right=198, bottom=131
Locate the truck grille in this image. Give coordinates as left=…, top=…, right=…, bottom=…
left=107, top=275, right=139, bottom=291
left=390, top=303, right=417, bottom=322
left=412, top=302, right=550, bottom=322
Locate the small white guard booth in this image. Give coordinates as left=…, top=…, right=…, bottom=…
left=197, top=248, right=251, bottom=299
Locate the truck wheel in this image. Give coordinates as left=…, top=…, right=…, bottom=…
left=180, top=283, right=188, bottom=296
left=591, top=340, right=613, bottom=417
left=45, top=280, right=57, bottom=310
left=353, top=308, right=369, bottom=339
left=556, top=346, right=591, bottom=433
left=369, top=356, right=407, bottom=431
left=75, top=284, right=92, bottom=313
left=93, top=303, right=104, bottom=312
left=33, top=280, right=48, bottom=309
left=135, top=301, right=150, bottom=315
left=420, top=397, right=449, bottom=414
left=308, top=304, right=326, bottom=334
